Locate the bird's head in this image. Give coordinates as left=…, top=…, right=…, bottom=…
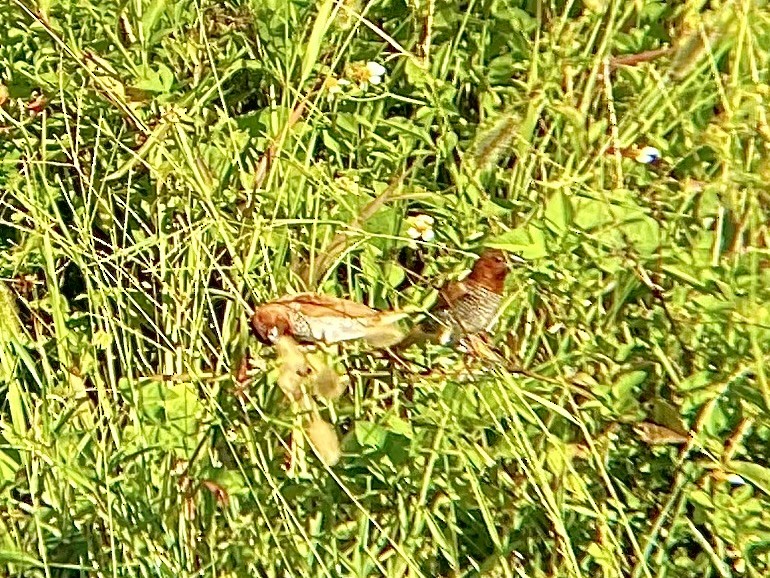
left=469, top=249, right=509, bottom=292
left=251, top=305, right=292, bottom=345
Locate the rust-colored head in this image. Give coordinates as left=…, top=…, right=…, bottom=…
left=251, top=305, right=292, bottom=345
left=468, top=249, right=509, bottom=293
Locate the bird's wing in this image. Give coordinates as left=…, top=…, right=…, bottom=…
left=274, top=292, right=377, bottom=318
left=306, top=316, right=405, bottom=347
left=437, top=280, right=469, bottom=309
left=263, top=293, right=406, bottom=346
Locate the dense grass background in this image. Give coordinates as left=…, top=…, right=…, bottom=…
left=2, top=0, right=770, bottom=575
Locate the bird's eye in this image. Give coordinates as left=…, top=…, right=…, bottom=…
left=268, top=326, right=279, bottom=342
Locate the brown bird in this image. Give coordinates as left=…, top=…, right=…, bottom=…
left=402, top=249, right=510, bottom=347
left=252, top=293, right=407, bottom=347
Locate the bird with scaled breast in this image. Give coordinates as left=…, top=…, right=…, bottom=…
left=400, top=249, right=511, bottom=347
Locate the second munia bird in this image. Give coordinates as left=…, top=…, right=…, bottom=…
left=404, top=249, right=510, bottom=346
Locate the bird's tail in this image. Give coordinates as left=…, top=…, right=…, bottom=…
left=393, top=320, right=446, bottom=349
left=361, top=324, right=408, bottom=348
left=358, top=312, right=410, bottom=348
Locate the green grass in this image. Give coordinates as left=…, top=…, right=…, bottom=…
left=1, top=0, right=770, bottom=576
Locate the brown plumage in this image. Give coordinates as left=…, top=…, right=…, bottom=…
left=251, top=293, right=406, bottom=347
left=403, top=250, right=510, bottom=346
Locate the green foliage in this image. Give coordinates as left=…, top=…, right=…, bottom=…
left=1, top=0, right=770, bottom=576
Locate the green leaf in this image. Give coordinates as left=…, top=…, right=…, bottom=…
left=0, top=435, right=20, bottom=483
left=614, top=370, right=647, bottom=394
left=651, top=399, right=688, bottom=434
left=0, top=550, right=42, bottom=568
left=587, top=119, right=609, bottom=143
left=662, top=265, right=707, bottom=290
left=355, top=421, right=388, bottom=449
left=727, top=461, right=770, bottom=497
left=515, top=94, right=545, bottom=159
left=134, top=64, right=174, bottom=94
left=704, top=401, right=729, bottom=437
left=488, top=223, right=548, bottom=259
left=678, top=371, right=714, bottom=392
left=405, top=58, right=429, bottom=87
left=300, top=0, right=334, bottom=85
left=384, top=415, right=413, bottom=439
left=623, top=214, right=660, bottom=256
left=424, top=512, right=456, bottom=565
left=142, top=0, right=167, bottom=37
left=573, top=197, right=611, bottom=230
left=157, top=63, right=174, bottom=92
left=487, top=54, right=515, bottom=85
left=544, top=190, right=572, bottom=235
left=611, top=370, right=646, bottom=415
left=385, top=262, right=406, bottom=288
left=573, top=195, right=659, bottom=256
left=0, top=282, right=23, bottom=347
left=322, top=130, right=342, bottom=155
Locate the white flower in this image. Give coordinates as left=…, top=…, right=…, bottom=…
left=406, top=214, right=435, bottom=243
left=323, top=75, right=350, bottom=96
left=635, top=146, right=661, bottom=164
left=364, top=61, right=387, bottom=85
left=345, top=61, right=388, bottom=88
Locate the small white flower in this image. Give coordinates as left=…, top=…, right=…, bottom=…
left=405, top=214, right=435, bottom=243
left=635, top=146, right=661, bottom=164
left=346, top=61, right=388, bottom=88
left=365, top=61, right=387, bottom=85
left=323, top=76, right=350, bottom=96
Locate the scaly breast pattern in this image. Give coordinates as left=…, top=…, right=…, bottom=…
left=437, top=283, right=502, bottom=336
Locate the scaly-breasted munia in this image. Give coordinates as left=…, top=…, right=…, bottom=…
left=252, top=293, right=406, bottom=347
left=403, top=249, right=510, bottom=346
